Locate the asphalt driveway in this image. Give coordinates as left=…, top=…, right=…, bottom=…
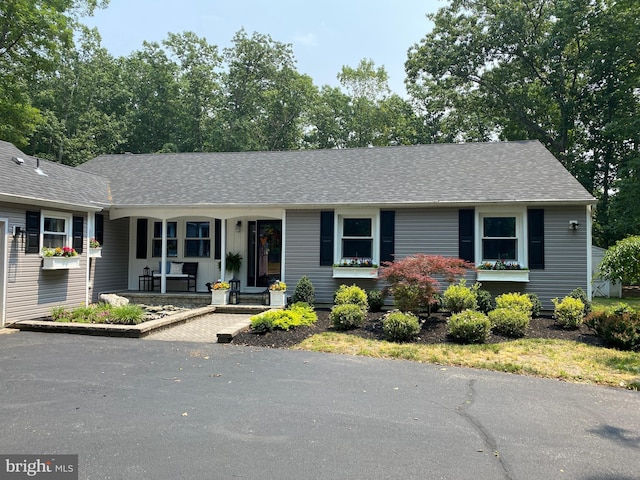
left=0, top=331, right=638, bottom=480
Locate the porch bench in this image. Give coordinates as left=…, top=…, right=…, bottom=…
left=152, top=261, right=198, bottom=292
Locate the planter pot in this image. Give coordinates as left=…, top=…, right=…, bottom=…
left=89, top=247, right=102, bottom=258
left=476, top=270, right=529, bottom=282
left=42, top=256, right=81, bottom=270
left=270, top=290, right=287, bottom=307
left=332, top=267, right=379, bottom=279
left=211, top=289, right=229, bottom=305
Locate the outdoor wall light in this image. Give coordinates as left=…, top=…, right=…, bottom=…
left=569, top=220, right=579, bottom=230
left=13, top=226, right=24, bottom=239
left=235, top=220, right=242, bottom=232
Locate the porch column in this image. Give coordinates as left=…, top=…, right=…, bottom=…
left=220, top=219, right=227, bottom=280
left=586, top=204, right=593, bottom=301
left=161, top=219, right=167, bottom=294
left=281, top=210, right=286, bottom=283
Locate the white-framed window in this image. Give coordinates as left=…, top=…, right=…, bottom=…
left=185, top=221, right=210, bottom=257
left=152, top=221, right=178, bottom=257
left=476, top=208, right=526, bottom=265
left=41, top=211, right=72, bottom=249
left=334, top=210, right=379, bottom=265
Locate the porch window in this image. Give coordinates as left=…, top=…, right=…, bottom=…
left=185, top=221, right=210, bottom=257
left=42, top=211, right=72, bottom=249
left=152, top=221, right=177, bottom=257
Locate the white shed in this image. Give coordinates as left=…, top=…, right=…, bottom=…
left=592, top=246, right=622, bottom=298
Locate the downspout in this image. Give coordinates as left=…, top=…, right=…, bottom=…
left=161, top=219, right=167, bottom=293
left=586, top=205, right=593, bottom=301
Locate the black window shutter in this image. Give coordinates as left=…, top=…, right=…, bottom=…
left=25, top=211, right=41, bottom=254
left=528, top=209, right=545, bottom=269
left=380, top=210, right=395, bottom=264
left=214, top=219, right=221, bottom=260
left=136, top=218, right=148, bottom=259
left=458, top=209, right=475, bottom=263
left=320, top=211, right=334, bottom=266
left=95, top=213, right=104, bottom=245
left=72, top=216, right=84, bottom=253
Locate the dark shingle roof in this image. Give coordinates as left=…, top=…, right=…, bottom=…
left=0, top=141, right=110, bottom=209
left=79, top=140, right=594, bottom=208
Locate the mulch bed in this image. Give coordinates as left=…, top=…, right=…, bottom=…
left=232, top=309, right=604, bottom=349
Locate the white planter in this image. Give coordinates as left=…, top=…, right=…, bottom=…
left=476, top=270, right=529, bottom=282
left=89, top=247, right=102, bottom=258
left=270, top=290, right=287, bottom=307
left=211, top=289, right=229, bottom=305
left=332, top=267, right=379, bottom=279
left=42, top=256, right=81, bottom=270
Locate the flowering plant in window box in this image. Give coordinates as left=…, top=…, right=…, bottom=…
left=476, top=260, right=529, bottom=282
left=42, top=246, right=78, bottom=257
left=333, top=258, right=378, bottom=268
left=477, top=260, right=527, bottom=270
left=332, top=258, right=379, bottom=279
left=269, top=280, right=287, bottom=291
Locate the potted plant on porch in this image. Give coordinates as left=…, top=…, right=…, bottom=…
left=211, top=280, right=231, bottom=305
left=269, top=280, right=287, bottom=307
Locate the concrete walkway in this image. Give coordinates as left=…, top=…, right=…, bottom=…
left=142, top=312, right=252, bottom=343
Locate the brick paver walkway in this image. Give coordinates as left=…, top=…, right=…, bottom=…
left=142, top=313, right=251, bottom=343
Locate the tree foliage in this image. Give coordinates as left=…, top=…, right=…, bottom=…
left=598, top=236, right=640, bottom=285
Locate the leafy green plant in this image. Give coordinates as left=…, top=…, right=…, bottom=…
left=367, top=290, right=385, bottom=312
left=250, top=303, right=317, bottom=333
left=330, top=304, right=366, bottom=330
left=552, top=296, right=585, bottom=329
left=447, top=310, right=491, bottom=344
left=585, top=305, right=640, bottom=351
left=292, top=275, right=315, bottom=305
left=598, top=236, right=640, bottom=285
left=51, top=306, right=71, bottom=322
left=495, top=292, right=533, bottom=316
left=475, top=288, right=495, bottom=314
left=334, top=284, right=368, bottom=312
left=443, top=279, right=477, bottom=313
left=527, top=293, right=542, bottom=317
left=379, top=254, right=472, bottom=314
left=489, top=308, right=530, bottom=338
left=568, top=287, right=591, bottom=314
left=382, top=311, right=420, bottom=342
left=108, top=304, right=145, bottom=325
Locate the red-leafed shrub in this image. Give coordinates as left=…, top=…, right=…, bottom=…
left=379, top=254, right=474, bottom=314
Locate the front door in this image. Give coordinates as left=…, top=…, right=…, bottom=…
left=247, top=220, right=282, bottom=288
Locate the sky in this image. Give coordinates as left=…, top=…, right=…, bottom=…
left=81, top=0, right=443, bottom=96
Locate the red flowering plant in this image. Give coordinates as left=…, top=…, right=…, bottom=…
left=42, top=246, right=78, bottom=257
left=379, top=254, right=474, bottom=315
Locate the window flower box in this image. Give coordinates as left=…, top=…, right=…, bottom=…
left=89, top=247, right=102, bottom=258
left=332, top=267, right=379, bottom=279
left=42, top=256, right=81, bottom=270
left=476, top=266, right=529, bottom=282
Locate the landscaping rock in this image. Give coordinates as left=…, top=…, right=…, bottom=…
left=99, top=293, right=130, bottom=307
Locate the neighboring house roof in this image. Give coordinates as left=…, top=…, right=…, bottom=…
left=0, top=141, right=110, bottom=211
left=78, top=140, right=595, bottom=209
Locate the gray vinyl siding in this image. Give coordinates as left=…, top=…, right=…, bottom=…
left=2, top=203, right=88, bottom=322
left=91, top=215, right=129, bottom=301
left=395, top=208, right=459, bottom=258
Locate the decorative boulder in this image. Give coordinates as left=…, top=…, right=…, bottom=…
left=99, top=293, right=130, bottom=307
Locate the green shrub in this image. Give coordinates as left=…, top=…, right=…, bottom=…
left=382, top=311, right=420, bottom=342
left=330, top=303, right=366, bottom=330
left=292, top=275, right=315, bottom=305
left=447, top=310, right=491, bottom=344
left=527, top=293, right=542, bottom=317
left=51, top=306, right=71, bottom=322
left=334, top=284, right=368, bottom=312
left=108, top=304, right=145, bottom=325
left=495, top=292, right=533, bottom=316
left=568, top=287, right=591, bottom=314
left=475, top=288, right=495, bottom=314
left=552, top=296, right=585, bottom=329
left=367, top=290, right=385, bottom=312
left=488, top=308, right=530, bottom=338
left=585, top=304, right=640, bottom=351
left=250, top=303, right=317, bottom=333
left=443, top=280, right=477, bottom=313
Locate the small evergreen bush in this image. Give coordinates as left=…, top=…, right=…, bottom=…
left=443, top=280, right=477, bottom=313
left=475, top=288, right=495, bottom=314
left=527, top=293, right=542, bottom=317
left=250, top=303, right=317, bottom=333
left=367, top=290, right=385, bottom=312
left=552, top=296, right=585, bottom=329
left=495, top=292, right=533, bottom=316
left=447, top=310, right=491, bottom=344
left=488, top=308, right=530, bottom=338
left=585, top=304, right=640, bottom=351
left=334, top=284, right=368, bottom=312
left=568, top=287, right=591, bottom=314
left=292, top=275, right=315, bottom=305
left=330, top=303, right=366, bottom=330
left=382, top=311, right=420, bottom=342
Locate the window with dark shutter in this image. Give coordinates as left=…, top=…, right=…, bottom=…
left=95, top=213, right=104, bottom=245
left=320, top=211, right=334, bottom=266
left=528, top=209, right=545, bottom=269
left=380, top=210, right=395, bottom=264
left=136, top=218, right=148, bottom=259
left=25, top=211, right=41, bottom=254
left=214, top=219, right=221, bottom=260
left=458, top=209, right=475, bottom=263
left=72, top=216, right=84, bottom=253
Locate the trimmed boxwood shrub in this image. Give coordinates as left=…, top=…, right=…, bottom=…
left=489, top=308, right=530, bottom=338
left=552, top=296, right=585, bottom=329
left=495, top=292, right=533, bottom=316
left=367, top=290, right=385, bottom=312
left=447, top=310, right=491, bottom=344
left=382, top=311, right=420, bottom=342
left=569, top=287, right=592, bottom=315
left=475, top=288, right=495, bottom=314
left=443, top=280, right=477, bottom=313
left=334, top=284, right=368, bottom=312
left=330, top=303, right=366, bottom=330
